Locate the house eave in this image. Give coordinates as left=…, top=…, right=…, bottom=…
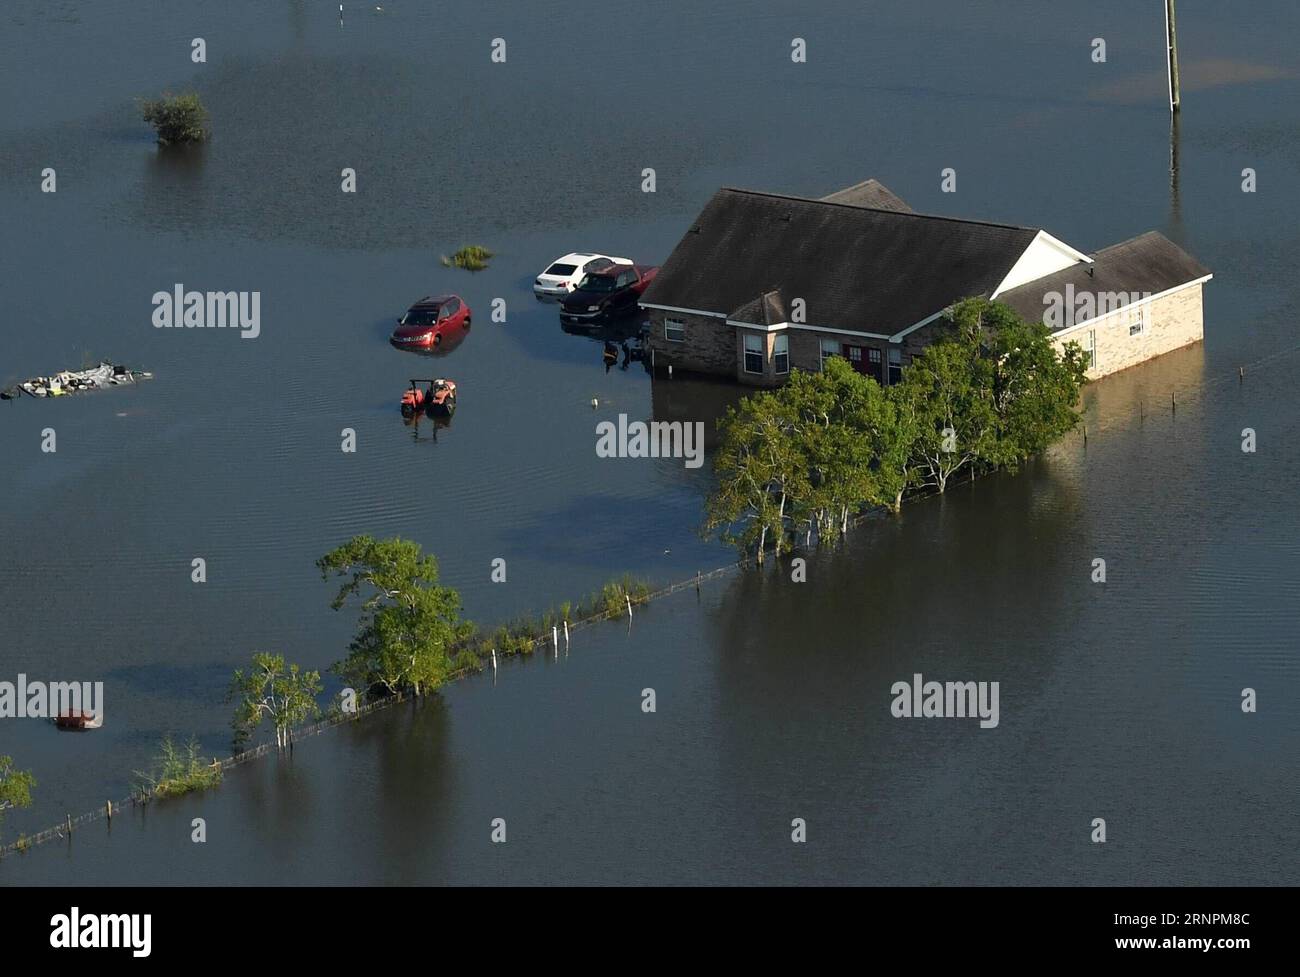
left=1049, top=273, right=1213, bottom=339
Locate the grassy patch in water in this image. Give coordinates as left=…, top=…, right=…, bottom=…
left=440, top=245, right=494, bottom=271
left=134, top=735, right=222, bottom=800
left=462, top=576, right=652, bottom=664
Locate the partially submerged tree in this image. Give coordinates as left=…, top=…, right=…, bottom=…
left=704, top=390, right=808, bottom=562
left=703, top=299, right=1086, bottom=559
left=0, top=756, right=35, bottom=838
left=228, top=653, right=323, bottom=751
left=890, top=336, right=999, bottom=494
left=975, top=300, right=1088, bottom=464
left=318, top=536, right=473, bottom=697
left=140, top=91, right=209, bottom=145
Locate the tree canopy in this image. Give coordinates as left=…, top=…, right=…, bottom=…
left=228, top=653, right=323, bottom=750
left=704, top=298, right=1086, bottom=560
left=0, top=755, right=35, bottom=837
left=317, top=536, right=473, bottom=697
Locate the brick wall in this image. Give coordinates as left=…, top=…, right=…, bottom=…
left=1052, top=281, right=1205, bottom=379
left=646, top=308, right=923, bottom=386
left=644, top=310, right=734, bottom=376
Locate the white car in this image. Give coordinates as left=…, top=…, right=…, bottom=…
left=533, top=252, right=631, bottom=297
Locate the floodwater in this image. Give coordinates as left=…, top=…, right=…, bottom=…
left=2, top=0, right=1298, bottom=884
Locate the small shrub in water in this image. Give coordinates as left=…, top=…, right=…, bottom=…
left=441, top=245, right=494, bottom=271
left=135, top=735, right=222, bottom=799
left=141, top=92, right=209, bottom=145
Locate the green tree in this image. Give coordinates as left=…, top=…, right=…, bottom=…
left=892, top=335, right=999, bottom=493
left=228, top=653, right=323, bottom=750
left=704, top=390, right=808, bottom=562
left=704, top=298, right=1083, bottom=554
left=140, top=92, right=209, bottom=145
left=786, top=359, right=910, bottom=535
left=318, top=536, right=473, bottom=697
left=0, top=756, right=35, bottom=837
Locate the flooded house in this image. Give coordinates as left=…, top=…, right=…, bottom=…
left=639, top=180, right=1211, bottom=386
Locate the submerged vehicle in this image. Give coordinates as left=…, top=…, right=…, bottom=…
left=54, top=711, right=102, bottom=731
left=399, top=378, right=458, bottom=418
left=534, top=252, right=631, bottom=298
left=559, top=263, right=659, bottom=324
left=391, top=295, right=471, bottom=350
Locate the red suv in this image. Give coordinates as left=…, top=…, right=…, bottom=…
left=391, top=295, right=471, bottom=349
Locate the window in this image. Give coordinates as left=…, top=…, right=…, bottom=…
left=773, top=334, right=789, bottom=374
left=888, top=348, right=903, bottom=384
left=545, top=263, right=577, bottom=276
left=440, top=297, right=459, bottom=317
left=819, top=338, right=839, bottom=369
left=578, top=274, right=617, bottom=292
left=401, top=308, right=438, bottom=326
left=1084, top=329, right=1097, bottom=369
left=743, top=334, right=764, bottom=374
left=846, top=346, right=862, bottom=364
left=1128, top=305, right=1145, bottom=336
left=585, top=258, right=613, bottom=272
left=665, top=318, right=685, bottom=343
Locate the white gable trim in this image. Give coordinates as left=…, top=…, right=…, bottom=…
left=990, top=231, right=1093, bottom=299
left=888, top=308, right=950, bottom=343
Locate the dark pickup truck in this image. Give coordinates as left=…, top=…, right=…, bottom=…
left=559, top=263, right=659, bottom=324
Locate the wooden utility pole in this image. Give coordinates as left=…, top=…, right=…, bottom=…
left=1165, top=0, right=1181, bottom=113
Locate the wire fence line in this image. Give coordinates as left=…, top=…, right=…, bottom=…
left=4, top=344, right=1288, bottom=862
left=1075, top=339, right=1300, bottom=441
left=0, top=562, right=744, bottom=861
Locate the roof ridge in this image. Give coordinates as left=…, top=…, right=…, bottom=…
left=716, top=187, right=1039, bottom=232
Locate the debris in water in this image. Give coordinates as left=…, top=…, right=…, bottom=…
left=1, top=362, right=152, bottom=400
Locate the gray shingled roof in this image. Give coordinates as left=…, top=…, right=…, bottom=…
left=729, top=289, right=787, bottom=325
left=998, top=231, right=1211, bottom=331
left=640, top=188, right=1041, bottom=335
left=819, top=178, right=913, bottom=213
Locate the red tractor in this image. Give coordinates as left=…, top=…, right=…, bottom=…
left=400, top=378, right=458, bottom=418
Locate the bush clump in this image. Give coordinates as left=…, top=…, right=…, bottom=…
left=441, top=245, right=494, bottom=271
left=141, top=92, right=209, bottom=145
left=134, top=735, right=222, bottom=799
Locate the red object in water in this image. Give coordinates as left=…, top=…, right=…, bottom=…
left=399, top=378, right=457, bottom=418
left=391, top=295, right=472, bottom=349
left=55, top=711, right=98, bottom=731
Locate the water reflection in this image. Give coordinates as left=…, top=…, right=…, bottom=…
left=142, top=141, right=207, bottom=186
left=389, top=325, right=469, bottom=358
left=401, top=410, right=453, bottom=443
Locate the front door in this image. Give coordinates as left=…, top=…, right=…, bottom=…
left=865, top=346, right=884, bottom=383
left=842, top=345, right=883, bottom=381
left=842, top=345, right=868, bottom=375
